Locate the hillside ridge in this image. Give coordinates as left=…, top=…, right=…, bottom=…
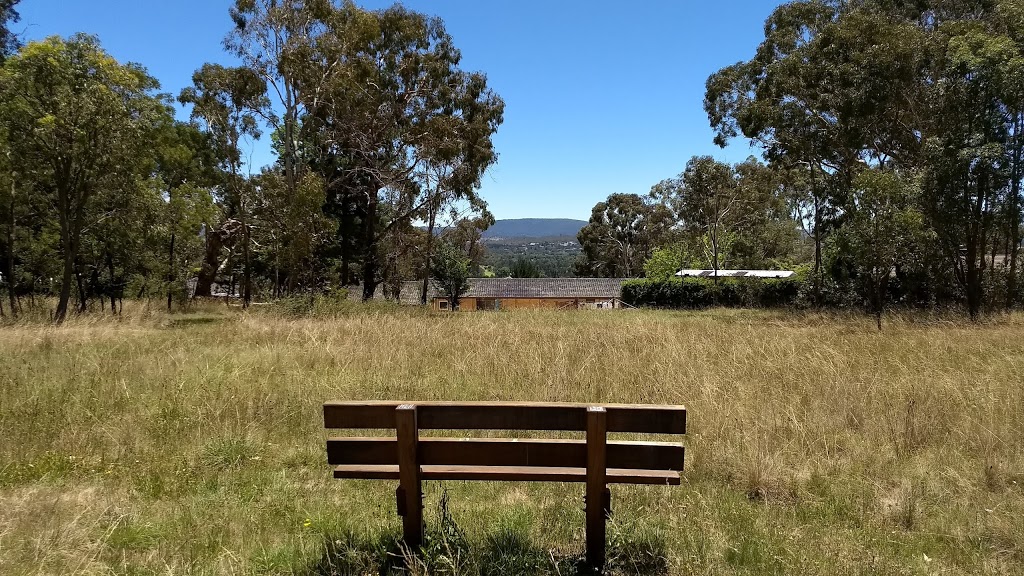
left=483, top=218, right=587, bottom=239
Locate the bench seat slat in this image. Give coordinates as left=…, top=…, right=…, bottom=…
left=332, top=465, right=681, bottom=485
left=324, top=401, right=686, bottom=434
left=326, top=437, right=685, bottom=471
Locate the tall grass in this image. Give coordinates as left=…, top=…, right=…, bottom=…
left=0, top=305, right=1022, bottom=575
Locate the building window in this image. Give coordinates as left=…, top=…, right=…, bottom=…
left=439, top=301, right=448, bottom=310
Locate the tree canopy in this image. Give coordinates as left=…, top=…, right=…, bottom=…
left=2, top=1, right=1023, bottom=322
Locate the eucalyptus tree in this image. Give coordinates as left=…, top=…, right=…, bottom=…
left=249, top=169, right=332, bottom=295
left=652, top=156, right=742, bottom=281
left=226, top=0, right=322, bottom=207
left=414, top=70, right=504, bottom=304
left=152, top=121, right=222, bottom=309
left=430, top=240, right=470, bottom=310
left=0, top=133, right=17, bottom=316
left=446, top=213, right=494, bottom=275
left=732, top=158, right=805, bottom=268
left=0, top=34, right=171, bottom=323
left=843, top=169, right=926, bottom=330
left=179, top=63, right=269, bottom=306
left=0, top=0, right=20, bottom=62
left=510, top=257, right=541, bottom=279
left=576, top=193, right=674, bottom=278
left=920, top=13, right=1017, bottom=319
left=988, top=0, right=1024, bottom=309
left=300, top=3, right=504, bottom=300
left=704, top=1, right=840, bottom=295
left=705, top=0, right=928, bottom=302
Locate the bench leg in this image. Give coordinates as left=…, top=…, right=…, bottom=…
left=396, top=405, right=423, bottom=549
left=586, top=406, right=608, bottom=568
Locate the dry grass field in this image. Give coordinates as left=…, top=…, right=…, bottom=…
left=1, top=303, right=1022, bottom=575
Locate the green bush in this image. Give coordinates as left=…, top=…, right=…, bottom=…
left=621, top=277, right=803, bottom=309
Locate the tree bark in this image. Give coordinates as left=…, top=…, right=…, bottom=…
left=807, top=161, right=822, bottom=307
left=105, top=252, right=115, bottom=313
left=421, top=200, right=438, bottom=305
left=966, top=169, right=989, bottom=321
left=4, top=178, right=15, bottom=317
left=362, top=186, right=380, bottom=302
left=1007, top=114, right=1022, bottom=310
left=195, top=227, right=222, bottom=298
left=242, top=223, right=252, bottom=308
left=874, top=272, right=884, bottom=331
left=75, top=262, right=88, bottom=313
left=167, top=233, right=176, bottom=311
left=55, top=245, right=75, bottom=324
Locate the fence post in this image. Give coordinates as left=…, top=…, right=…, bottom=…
left=396, top=404, right=423, bottom=548
left=586, top=406, right=608, bottom=568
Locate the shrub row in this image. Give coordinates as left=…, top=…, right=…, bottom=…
left=621, top=277, right=803, bottom=309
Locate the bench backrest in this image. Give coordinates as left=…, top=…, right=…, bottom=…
left=323, top=401, right=686, bottom=473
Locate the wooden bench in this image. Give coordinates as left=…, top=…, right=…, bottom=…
left=322, top=401, right=686, bottom=567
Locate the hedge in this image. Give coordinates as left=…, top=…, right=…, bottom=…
left=621, top=277, right=803, bottom=309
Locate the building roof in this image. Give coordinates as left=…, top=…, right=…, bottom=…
left=675, top=269, right=796, bottom=279
left=453, top=278, right=627, bottom=300
left=355, top=278, right=630, bottom=304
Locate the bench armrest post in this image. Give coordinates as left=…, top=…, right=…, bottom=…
left=586, top=406, right=608, bottom=568
left=396, top=404, right=423, bottom=549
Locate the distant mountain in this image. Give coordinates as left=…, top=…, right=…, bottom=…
left=482, top=218, right=587, bottom=239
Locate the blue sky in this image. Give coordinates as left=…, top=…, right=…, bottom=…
left=16, top=0, right=781, bottom=220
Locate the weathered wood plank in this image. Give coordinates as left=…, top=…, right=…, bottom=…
left=323, top=401, right=686, bottom=434
left=395, top=405, right=422, bottom=548
left=332, top=465, right=681, bottom=485
left=326, top=437, right=684, bottom=471
left=586, top=407, right=608, bottom=568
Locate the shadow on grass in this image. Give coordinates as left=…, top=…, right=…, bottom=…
left=302, top=525, right=668, bottom=576
left=304, top=489, right=667, bottom=575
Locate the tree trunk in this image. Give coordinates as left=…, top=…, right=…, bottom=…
left=421, top=202, right=438, bottom=305
left=966, top=172, right=988, bottom=321
left=341, top=251, right=350, bottom=287
left=966, top=249, right=982, bottom=320
left=283, top=85, right=298, bottom=202
left=105, top=253, right=116, bottom=314
left=243, top=224, right=252, bottom=308
left=711, top=223, right=720, bottom=287
left=1007, top=114, right=1022, bottom=310
left=813, top=194, right=822, bottom=307
left=340, top=205, right=352, bottom=288
left=5, top=178, right=15, bottom=317
left=55, top=246, right=75, bottom=324
left=807, top=162, right=822, bottom=307
left=990, top=234, right=997, bottom=278
left=362, top=188, right=379, bottom=302
left=75, top=261, right=88, bottom=313
left=874, top=273, right=884, bottom=332
left=167, top=233, right=176, bottom=311
left=195, top=227, right=223, bottom=298
left=93, top=261, right=105, bottom=313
